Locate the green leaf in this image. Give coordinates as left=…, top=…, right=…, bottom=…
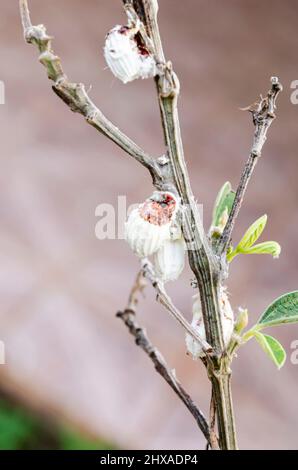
left=212, top=181, right=235, bottom=227
left=257, top=291, right=298, bottom=328
left=253, top=332, right=286, bottom=369
left=236, top=214, right=267, bottom=251
left=0, top=401, right=36, bottom=450
left=212, top=181, right=231, bottom=225
left=240, top=241, right=281, bottom=258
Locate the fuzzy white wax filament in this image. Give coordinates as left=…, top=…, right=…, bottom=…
left=186, top=288, right=234, bottom=359
left=104, top=25, right=157, bottom=84
left=125, top=192, right=179, bottom=258
left=220, top=286, right=234, bottom=346
left=185, top=295, right=206, bottom=359
left=153, top=238, right=185, bottom=283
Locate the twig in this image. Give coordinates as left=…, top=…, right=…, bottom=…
left=19, top=0, right=162, bottom=183
left=141, top=260, right=213, bottom=357
left=218, top=77, right=282, bottom=255
left=117, top=271, right=213, bottom=447
left=209, top=388, right=219, bottom=449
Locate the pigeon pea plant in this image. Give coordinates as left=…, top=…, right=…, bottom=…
left=19, top=0, right=298, bottom=450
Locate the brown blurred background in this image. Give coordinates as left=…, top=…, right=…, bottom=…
left=0, top=0, right=297, bottom=450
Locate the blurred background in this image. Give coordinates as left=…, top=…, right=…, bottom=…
left=0, top=0, right=297, bottom=450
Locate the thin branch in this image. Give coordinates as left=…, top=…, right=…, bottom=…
left=117, top=271, right=213, bottom=447
left=218, top=77, right=282, bottom=255
left=141, top=260, right=213, bottom=357
left=209, top=387, right=219, bottom=449
left=123, top=1, right=164, bottom=63
left=19, top=0, right=162, bottom=182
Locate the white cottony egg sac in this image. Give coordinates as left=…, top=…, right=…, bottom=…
left=185, top=288, right=234, bottom=360
left=125, top=191, right=185, bottom=282
left=125, top=192, right=180, bottom=258
left=153, top=237, right=185, bottom=283
left=125, top=208, right=172, bottom=258
left=104, top=25, right=157, bottom=84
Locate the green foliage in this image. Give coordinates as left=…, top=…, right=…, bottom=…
left=227, top=214, right=281, bottom=262
left=244, top=241, right=281, bottom=258
left=239, top=292, right=298, bottom=370
left=253, top=332, right=286, bottom=370
left=212, top=181, right=235, bottom=227
left=0, top=398, right=115, bottom=450
left=0, top=400, right=36, bottom=450
left=257, top=291, right=298, bottom=328
left=237, top=214, right=268, bottom=250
